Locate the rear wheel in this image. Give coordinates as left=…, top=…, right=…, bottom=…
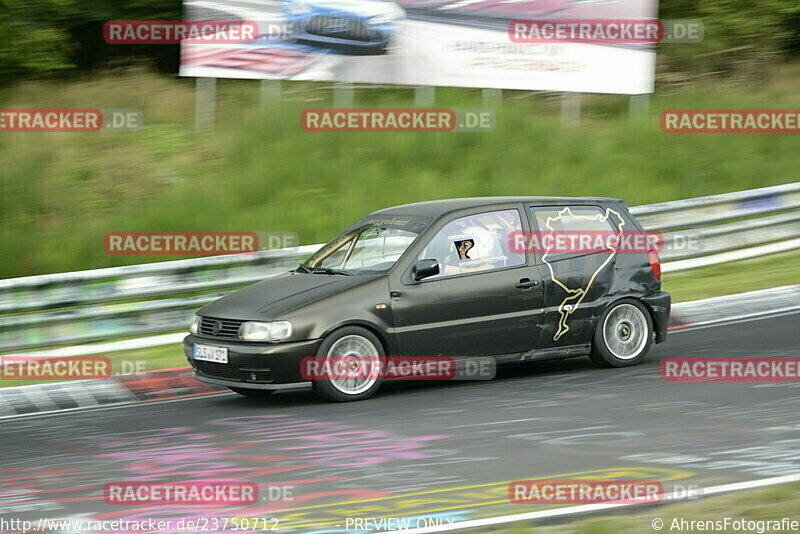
left=312, top=326, right=385, bottom=402
left=228, top=387, right=275, bottom=398
left=589, top=298, right=653, bottom=367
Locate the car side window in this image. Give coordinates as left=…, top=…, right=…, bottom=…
left=530, top=206, right=623, bottom=260
left=418, top=209, right=525, bottom=279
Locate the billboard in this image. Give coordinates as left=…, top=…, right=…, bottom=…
left=179, top=0, right=657, bottom=94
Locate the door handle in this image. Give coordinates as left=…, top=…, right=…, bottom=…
left=515, top=278, right=540, bottom=289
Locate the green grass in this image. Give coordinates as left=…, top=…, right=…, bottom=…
left=1, top=65, right=799, bottom=277
left=663, top=248, right=800, bottom=302
left=0, top=344, right=184, bottom=387
left=463, top=482, right=800, bottom=533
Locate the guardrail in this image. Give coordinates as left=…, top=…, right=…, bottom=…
left=2, top=183, right=798, bottom=352
left=629, top=181, right=800, bottom=230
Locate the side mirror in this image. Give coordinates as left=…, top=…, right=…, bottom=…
left=413, top=259, right=440, bottom=281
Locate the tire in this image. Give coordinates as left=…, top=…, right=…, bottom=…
left=589, top=298, right=654, bottom=368
left=228, top=387, right=275, bottom=398
left=311, top=326, right=385, bottom=402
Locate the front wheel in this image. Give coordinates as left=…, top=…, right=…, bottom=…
left=589, top=298, right=653, bottom=368
left=311, top=326, right=385, bottom=402
left=228, top=387, right=275, bottom=398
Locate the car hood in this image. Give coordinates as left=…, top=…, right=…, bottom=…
left=305, top=0, right=405, bottom=18
left=198, top=271, right=380, bottom=320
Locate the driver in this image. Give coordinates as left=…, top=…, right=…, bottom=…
left=443, top=226, right=500, bottom=275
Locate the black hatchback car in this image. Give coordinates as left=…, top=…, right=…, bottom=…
left=184, top=197, right=670, bottom=402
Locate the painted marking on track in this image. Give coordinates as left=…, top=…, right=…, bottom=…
left=236, top=467, right=693, bottom=530
left=396, top=473, right=800, bottom=533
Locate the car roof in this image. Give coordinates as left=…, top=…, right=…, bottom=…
left=370, top=196, right=623, bottom=218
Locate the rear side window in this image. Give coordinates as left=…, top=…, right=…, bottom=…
left=418, top=209, right=525, bottom=279
left=530, top=206, right=625, bottom=259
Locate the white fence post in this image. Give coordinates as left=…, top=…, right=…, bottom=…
left=260, top=80, right=281, bottom=109
left=561, top=92, right=582, bottom=127
left=414, top=86, right=435, bottom=106
left=334, top=83, right=355, bottom=108
left=195, top=78, right=217, bottom=132
left=629, top=94, right=650, bottom=120
left=482, top=89, right=502, bottom=106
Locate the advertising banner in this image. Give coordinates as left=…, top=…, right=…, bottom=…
left=179, top=0, right=657, bottom=93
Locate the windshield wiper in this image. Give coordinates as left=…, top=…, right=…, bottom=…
left=311, top=267, right=351, bottom=276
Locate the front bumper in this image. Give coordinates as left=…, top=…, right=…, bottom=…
left=183, top=334, right=322, bottom=388
left=642, top=291, right=671, bottom=344
left=195, top=374, right=310, bottom=391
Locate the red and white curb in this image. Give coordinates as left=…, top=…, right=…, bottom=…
left=0, top=367, right=225, bottom=420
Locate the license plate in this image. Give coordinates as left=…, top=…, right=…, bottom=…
left=193, top=343, right=229, bottom=364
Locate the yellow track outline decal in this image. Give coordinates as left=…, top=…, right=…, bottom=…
left=541, top=207, right=625, bottom=341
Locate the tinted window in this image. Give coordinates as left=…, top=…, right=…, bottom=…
left=530, top=206, right=624, bottom=259
left=418, top=209, right=525, bottom=279
left=305, top=215, right=433, bottom=274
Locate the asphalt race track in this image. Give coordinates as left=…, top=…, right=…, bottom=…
left=2, top=312, right=800, bottom=533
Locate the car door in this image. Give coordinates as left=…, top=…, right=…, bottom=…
left=528, top=203, right=625, bottom=351
left=388, top=206, right=544, bottom=358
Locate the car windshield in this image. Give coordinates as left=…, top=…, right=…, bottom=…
left=302, top=215, right=432, bottom=274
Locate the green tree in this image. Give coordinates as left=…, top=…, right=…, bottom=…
left=0, top=0, right=181, bottom=82
left=0, top=0, right=77, bottom=80
left=660, top=0, right=800, bottom=76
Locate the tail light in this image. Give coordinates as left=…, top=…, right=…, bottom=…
left=647, top=249, right=661, bottom=280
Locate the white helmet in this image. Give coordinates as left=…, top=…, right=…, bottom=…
left=449, top=226, right=498, bottom=265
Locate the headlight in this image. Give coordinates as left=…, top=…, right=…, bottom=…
left=189, top=315, right=201, bottom=335
left=240, top=321, right=293, bottom=342
left=287, top=2, right=312, bottom=15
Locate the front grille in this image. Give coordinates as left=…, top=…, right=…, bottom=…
left=194, top=361, right=274, bottom=383
left=199, top=317, right=244, bottom=338
left=305, top=15, right=379, bottom=42
left=194, top=360, right=242, bottom=380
